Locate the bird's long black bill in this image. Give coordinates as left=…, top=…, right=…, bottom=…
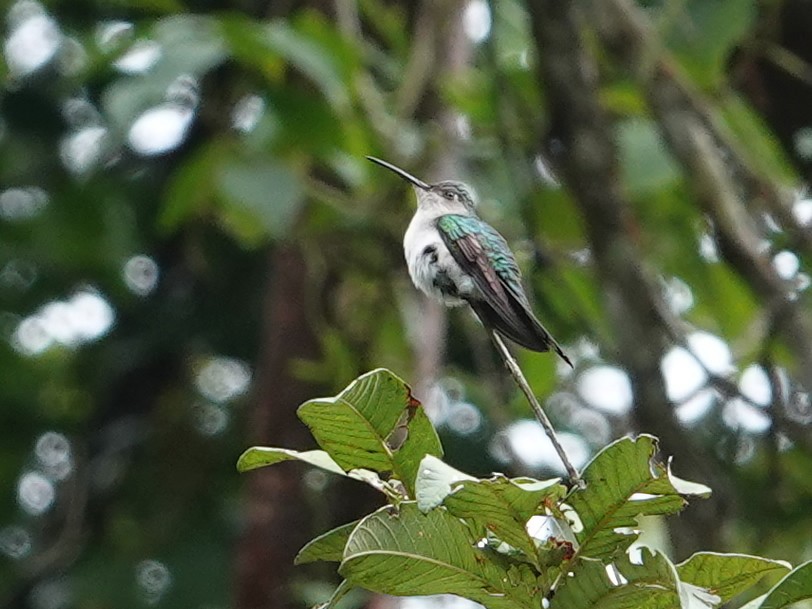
left=366, top=156, right=429, bottom=190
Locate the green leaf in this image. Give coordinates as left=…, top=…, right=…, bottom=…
left=416, top=455, right=565, bottom=568
left=759, top=561, right=812, bottom=609
left=414, top=455, right=477, bottom=512
left=160, top=142, right=304, bottom=244
left=298, top=398, right=394, bottom=472
left=337, top=368, right=413, bottom=437
left=219, top=14, right=285, bottom=81
left=616, top=118, right=680, bottom=196
left=296, top=521, right=360, bottom=565
left=661, top=0, right=756, bottom=89
left=160, top=140, right=221, bottom=231
left=443, top=476, right=566, bottom=567
left=318, top=579, right=354, bottom=609
left=694, top=262, right=759, bottom=340
left=236, top=447, right=345, bottom=475
left=264, top=19, right=350, bottom=110
left=720, top=94, right=797, bottom=183
left=236, top=446, right=391, bottom=494
left=677, top=553, right=792, bottom=603
left=216, top=157, right=304, bottom=241
left=568, top=435, right=709, bottom=561
left=551, top=549, right=682, bottom=609
left=391, top=404, right=445, bottom=490
left=340, top=502, right=540, bottom=609
left=297, top=369, right=443, bottom=495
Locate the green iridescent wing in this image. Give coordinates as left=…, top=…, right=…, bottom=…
left=436, top=214, right=556, bottom=353
left=436, top=213, right=523, bottom=298
left=436, top=215, right=572, bottom=365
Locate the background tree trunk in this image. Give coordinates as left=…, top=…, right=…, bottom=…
left=234, top=246, right=323, bottom=609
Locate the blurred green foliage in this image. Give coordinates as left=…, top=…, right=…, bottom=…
left=1, top=0, right=811, bottom=608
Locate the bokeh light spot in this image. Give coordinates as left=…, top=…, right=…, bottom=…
left=675, top=389, right=714, bottom=426
left=12, top=316, right=52, bottom=355
left=571, top=409, right=611, bottom=445
left=4, top=3, right=61, bottom=77
left=35, top=432, right=73, bottom=480
left=195, top=356, right=251, bottom=403
left=128, top=104, right=194, bottom=155
left=123, top=255, right=159, bottom=295
left=662, top=346, right=706, bottom=402
left=687, top=331, right=733, bottom=375
left=11, top=290, right=115, bottom=356
left=774, top=250, right=800, bottom=280
left=445, top=401, right=482, bottom=436
left=0, top=526, right=32, bottom=559
left=793, top=127, right=812, bottom=160
left=232, top=94, right=265, bottom=133
left=95, top=20, right=133, bottom=52
left=114, top=39, right=161, bottom=73
left=739, top=365, right=771, bottom=407
left=136, top=559, right=172, bottom=605
left=577, top=366, right=633, bottom=415
left=723, top=399, right=771, bottom=434
left=60, top=126, right=107, bottom=174
left=17, top=471, right=55, bottom=515
left=0, top=187, right=48, bottom=220
left=494, top=420, right=590, bottom=474
left=29, top=577, right=71, bottom=609
left=793, top=197, right=812, bottom=225
left=662, top=276, right=694, bottom=314
left=192, top=402, right=229, bottom=436
left=698, top=233, right=719, bottom=263
left=463, top=0, right=491, bottom=43
left=66, top=291, right=115, bottom=342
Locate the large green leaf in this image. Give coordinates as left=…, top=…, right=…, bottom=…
left=415, top=455, right=564, bottom=566
left=336, top=367, right=412, bottom=436
left=297, top=397, right=395, bottom=472
left=414, top=455, right=477, bottom=512
left=444, top=477, right=565, bottom=567
left=677, top=553, right=791, bottom=604
left=550, top=549, right=682, bottom=609
left=236, top=446, right=391, bottom=495
left=160, top=143, right=304, bottom=244
left=298, top=369, right=443, bottom=495
left=296, top=521, right=360, bottom=565
left=236, top=447, right=345, bottom=475
left=391, top=403, right=446, bottom=489
left=567, top=435, right=710, bottom=561
left=216, top=157, right=304, bottom=241
left=758, top=561, right=812, bottom=609
left=340, top=502, right=540, bottom=609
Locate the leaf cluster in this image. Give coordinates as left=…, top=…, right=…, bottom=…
left=238, top=369, right=811, bottom=609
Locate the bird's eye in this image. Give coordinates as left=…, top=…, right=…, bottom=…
left=443, top=190, right=455, bottom=200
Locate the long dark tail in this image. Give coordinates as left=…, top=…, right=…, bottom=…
left=471, top=301, right=573, bottom=368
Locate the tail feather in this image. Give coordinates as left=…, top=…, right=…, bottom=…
left=470, top=301, right=572, bottom=368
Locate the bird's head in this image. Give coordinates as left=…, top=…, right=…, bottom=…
left=366, top=156, right=477, bottom=215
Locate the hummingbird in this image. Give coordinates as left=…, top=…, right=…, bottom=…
left=367, top=156, right=572, bottom=367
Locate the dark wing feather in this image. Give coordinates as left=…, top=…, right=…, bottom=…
left=436, top=215, right=571, bottom=366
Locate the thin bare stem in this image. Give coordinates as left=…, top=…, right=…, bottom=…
left=490, top=331, right=584, bottom=487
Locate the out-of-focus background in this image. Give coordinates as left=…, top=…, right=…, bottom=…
left=1, top=0, right=811, bottom=607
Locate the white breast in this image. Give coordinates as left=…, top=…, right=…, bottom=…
left=403, top=210, right=474, bottom=306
